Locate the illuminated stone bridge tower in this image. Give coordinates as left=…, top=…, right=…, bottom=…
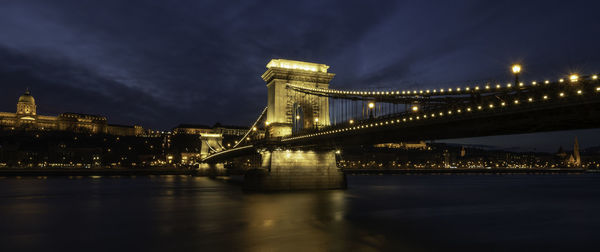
left=262, top=59, right=334, bottom=138
left=244, top=59, right=346, bottom=190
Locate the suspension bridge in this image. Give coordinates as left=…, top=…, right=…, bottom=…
left=202, top=59, right=600, bottom=190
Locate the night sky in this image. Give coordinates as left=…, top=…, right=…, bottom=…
left=1, top=0, right=600, bottom=152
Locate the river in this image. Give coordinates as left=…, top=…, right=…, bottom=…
left=1, top=174, right=599, bottom=251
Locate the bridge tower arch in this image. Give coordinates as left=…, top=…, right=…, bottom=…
left=292, top=100, right=324, bottom=133
left=262, top=59, right=335, bottom=137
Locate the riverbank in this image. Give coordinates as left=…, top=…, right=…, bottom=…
left=0, top=167, right=596, bottom=177
left=343, top=168, right=593, bottom=175
left=0, top=168, right=194, bottom=176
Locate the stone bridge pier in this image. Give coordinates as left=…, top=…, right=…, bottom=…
left=243, top=59, right=346, bottom=190
left=244, top=149, right=346, bottom=190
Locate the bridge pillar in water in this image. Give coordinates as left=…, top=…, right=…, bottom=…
left=244, top=149, right=346, bottom=191
left=262, top=59, right=335, bottom=138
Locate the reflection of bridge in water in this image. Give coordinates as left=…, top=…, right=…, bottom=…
left=203, top=59, right=600, bottom=190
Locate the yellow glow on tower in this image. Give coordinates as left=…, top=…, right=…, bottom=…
left=266, top=59, right=329, bottom=73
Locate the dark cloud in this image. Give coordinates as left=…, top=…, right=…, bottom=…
left=0, top=0, right=398, bottom=127
left=0, top=46, right=177, bottom=125
left=1, top=0, right=600, bottom=151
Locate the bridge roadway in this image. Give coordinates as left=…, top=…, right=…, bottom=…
left=203, top=78, right=600, bottom=163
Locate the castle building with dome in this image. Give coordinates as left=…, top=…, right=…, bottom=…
left=0, top=89, right=144, bottom=136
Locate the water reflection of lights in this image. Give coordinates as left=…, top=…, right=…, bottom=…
left=240, top=191, right=348, bottom=250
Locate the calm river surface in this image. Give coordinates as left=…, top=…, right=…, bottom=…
left=1, top=174, right=600, bottom=251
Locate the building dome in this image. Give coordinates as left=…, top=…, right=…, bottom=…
left=16, top=89, right=37, bottom=115
left=18, top=89, right=35, bottom=104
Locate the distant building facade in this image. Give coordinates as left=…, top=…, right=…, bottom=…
left=0, top=90, right=144, bottom=136
left=173, top=123, right=248, bottom=137
left=373, top=141, right=428, bottom=150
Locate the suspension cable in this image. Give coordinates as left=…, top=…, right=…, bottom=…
left=232, top=106, right=268, bottom=149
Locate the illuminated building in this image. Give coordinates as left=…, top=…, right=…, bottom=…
left=568, top=137, right=582, bottom=167
left=0, top=89, right=144, bottom=136
left=173, top=124, right=247, bottom=136
left=373, top=141, right=428, bottom=150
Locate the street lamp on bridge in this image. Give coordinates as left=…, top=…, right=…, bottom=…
left=570, top=74, right=579, bottom=82
left=512, top=64, right=522, bottom=86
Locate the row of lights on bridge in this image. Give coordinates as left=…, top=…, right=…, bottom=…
left=283, top=83, right=600, bottom=142
left=287, top=68, right=597, bottom=97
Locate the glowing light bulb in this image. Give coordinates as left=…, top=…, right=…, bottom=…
left=512, top=64, right=521, bottom=74
left=570, top=74, right=579, bottom=82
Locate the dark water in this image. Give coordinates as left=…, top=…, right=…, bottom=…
left=1, top=174, right=600, bottom=251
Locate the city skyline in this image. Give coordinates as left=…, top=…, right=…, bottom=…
left=1, top=87, right=597, bottom=153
